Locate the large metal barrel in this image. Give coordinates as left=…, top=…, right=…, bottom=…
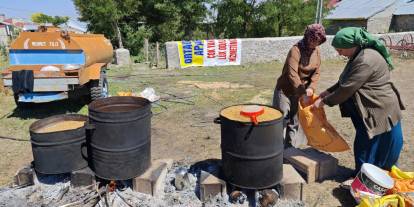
left=88, top=96, right=151, bottom=180
left=30, top=114, right=88, bottom=174
left=215, top=105, right=284, bottom=189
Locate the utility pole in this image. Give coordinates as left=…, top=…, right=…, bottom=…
left=315, top=0, right=324, bottom=24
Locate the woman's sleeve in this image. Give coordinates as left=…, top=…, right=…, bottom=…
left=327, top=82, right=339, bottom=93
left=286, top=47, right=306, bottom=95
left=323, top=60, right=373, bottom=106
left=309, top=48, right=321, bottom=90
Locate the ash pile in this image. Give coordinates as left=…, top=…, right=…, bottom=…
left=0, top=159, right=304, bottom=207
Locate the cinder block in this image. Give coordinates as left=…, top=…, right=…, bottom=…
left=199, top=170, right=226, bottom=202
left=132, top=159, right=169, bottom=197
left=283, top=147, right=338, bottom=183
left=284, top=147, right=318, bottom=183
left=14, top=164, right=34, bottom=186
left=280, top=164, right=305, bottom=201
left=115, top=48, right=131, bottom=66
left=302, top=148, right=338, bottom=180
left=70, top=167, right=95, bottom=188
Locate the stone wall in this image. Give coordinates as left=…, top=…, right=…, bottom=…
left=165, top=32, right=414, bottom=69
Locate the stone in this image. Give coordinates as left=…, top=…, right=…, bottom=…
left=259, top=189, right=278, bottom=207
left=133, top=159, right=169, bottom=197
left=70, top=167, right=95, bottom=188
left=115, top=48, right=131, bottom=66
left=280, top=164, right=306, bottom=201
left=14, top=164, right=34, bottom=186
left=199, top=170, right=226, bottom=202
left=174, top=167, right=190, bottom=191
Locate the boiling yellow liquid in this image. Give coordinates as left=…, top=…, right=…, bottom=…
left=37, top=121, right=85, bottom=133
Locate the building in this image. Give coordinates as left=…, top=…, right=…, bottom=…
left=0, top=21, right=14, bottom=46
left=391, top=0, right=414, bottom=32
left=325, top=0, right=414, bottom=34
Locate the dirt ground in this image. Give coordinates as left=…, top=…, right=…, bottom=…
left=0, top=57, right=413, bottom=207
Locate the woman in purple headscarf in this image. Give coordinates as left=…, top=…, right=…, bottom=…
left=273, top=24, right=327, bottom=148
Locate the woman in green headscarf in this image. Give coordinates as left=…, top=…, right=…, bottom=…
left=313, top=27, right=405, bottom=178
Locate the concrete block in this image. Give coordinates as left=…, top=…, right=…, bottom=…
left=199, top=170, right=226, bottom=202
left=132, top=160, right=169, bottom=197
left=280, top=164, right=305, bottom=201
left=156, top=158, right=174, bottom=170
left=165, top=42, right=180, bottom=69
left=115, top=48, right=131, bottom=66
left=284, top=147, right=318, bottom=183
left=302, top=148, right=338, bottom=181
left=284, top=147, right=338, bottom=183
left=14, top=164, right=34, bottom=186
left=70, top=167, right=95, bottom=188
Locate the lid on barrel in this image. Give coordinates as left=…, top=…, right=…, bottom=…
left=220, top=105, right=282, bottom=123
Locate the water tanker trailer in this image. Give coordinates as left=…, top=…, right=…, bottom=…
left=1, top=29, right=113, bottom=105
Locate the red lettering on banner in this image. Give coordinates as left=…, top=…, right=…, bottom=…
left=218, top=51, right=226, bottom=60
left=218, top=40, right=226, bottom=51
left=207, top=40, right=215, bottom=58
left=229, top=39, right=238, bottom=62
left=218, top=40, right=227, bottom=60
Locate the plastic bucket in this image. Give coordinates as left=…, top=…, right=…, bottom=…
left=350, top=163, right=394, bottom=202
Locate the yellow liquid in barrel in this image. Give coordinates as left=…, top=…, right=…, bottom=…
left=37, top=121, right=85, bottom=133
left=220, top=105, right=282, bottom=123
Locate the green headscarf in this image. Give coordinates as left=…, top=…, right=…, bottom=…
left=332, top=27, right=394, bottom=70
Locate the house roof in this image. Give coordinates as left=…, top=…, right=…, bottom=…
left=394, top=0, right=414, bottom=15
left=326, top=0, right=396, bottom=20
left=0, top=21, right=12, bottom=26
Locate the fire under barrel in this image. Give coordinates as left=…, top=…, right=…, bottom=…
left=215, top=105, right=284, bottom=189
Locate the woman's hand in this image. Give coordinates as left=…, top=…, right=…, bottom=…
left=312, top=98, right=325, bottom=109
left=306, top=88, right=314, bottom=97
left=319, top=90, right=330, bottom=98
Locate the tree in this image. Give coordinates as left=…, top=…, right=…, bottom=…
left=213, top=0, right=324, bottom=38
left=73, top=0, right=137, bottom=48
left=212, top=0, right=261, bottom=38
left=31, top=13, right=69, bottom=26
left=73, top=0, right=210, bottom=55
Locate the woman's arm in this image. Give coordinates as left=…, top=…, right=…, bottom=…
left=286, top=47, right=306, bottom=95
left=308, top=48, right=321, bottom=92
left=323, top=61, right=373, bottom=106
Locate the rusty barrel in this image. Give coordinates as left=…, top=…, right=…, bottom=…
left=215, top=105, right=284, bottom=189
left=30, top=114, right=88, bottom=174
left=87, top=96, right=151, bottom=180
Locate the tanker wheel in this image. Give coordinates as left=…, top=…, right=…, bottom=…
left=89, top=69, right=109, bottom=101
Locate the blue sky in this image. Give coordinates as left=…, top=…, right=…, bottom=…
left=0, top=0, right=80, bottom=21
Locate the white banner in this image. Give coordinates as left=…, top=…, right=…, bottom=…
left=177, top=39, right=242, bottom=68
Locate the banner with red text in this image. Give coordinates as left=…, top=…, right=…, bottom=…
left=177, top=39, right=242, bottom=68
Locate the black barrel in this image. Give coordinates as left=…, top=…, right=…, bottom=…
left=215, top=105, right=284, bottom=189
left=30, top=114, right=88, bottom=174
left=88, top=96, right=151, bottom=180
